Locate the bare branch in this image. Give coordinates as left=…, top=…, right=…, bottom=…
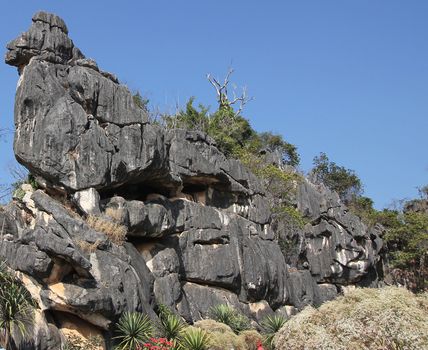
left=206, top=68, right=253, bottom=115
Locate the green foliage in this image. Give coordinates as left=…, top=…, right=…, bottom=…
left=257, top=132, right=300, bottom=167
left=13, top=188, right=26, bottom=201
left=207, top=106, right=255, bottom=156
left=157, top=313, right=186, bottom=341
left=157, top=303, right=174, bottom=320
left=370, top=205, right=428, bottom=291
left=133, top=92, right=149, bottom=112
left=164, top=97, right=209, bottom=132
left=0, top=261, right=36, bottom=350
left=261, top=315, right=287, bottom=349
left=114, top=312, right=153, bottom=350
left=178, top=327, right=210, bottom=350
left=311, top=152, right=363, bottom=203
left=238, top=149, right=301, bottom=204
left=383, top=211, right=428, bottom=267
left=208, top=304, right=251, bottom=334
left=346, top=183, right=428, bottom=291
left=274, top=205, right=306, bottom=229
left=163, top=96, right=299, bottom=167
left=12, top=174, right=38, bottom=201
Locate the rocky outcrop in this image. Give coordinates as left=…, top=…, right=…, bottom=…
left=2, top=12, right=384, bottom=349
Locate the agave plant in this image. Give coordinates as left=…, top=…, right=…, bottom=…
left=261, top=315, right=287, bottom=348
left=209, top=304, right=251, bottom=334
left=0, top=261, right=35, bottom=350
left=209, top=304, right=235, bottom=325
left=114, top=312, right=153, bottom=350
left=157, top=313, right=186, bottom=341
left=157, top=303, right=174, bottom=320
left=178, top=328, right=210, bottom=350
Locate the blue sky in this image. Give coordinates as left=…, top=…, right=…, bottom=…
left=1, top=1, right=427, bottom=208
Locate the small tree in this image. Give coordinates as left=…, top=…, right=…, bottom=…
left=133, top=92, right=149, bottom=112
left=257, top=132, right=300, bottom=167
left=310, top=152, right=363, bottom=203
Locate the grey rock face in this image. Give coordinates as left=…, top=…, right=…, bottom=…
left=7, top=13, right=265, bottom=199
left=296, top=180, right=383, bottom=286
left=5, top=12, right=79, bottom=67
left=2, top=11, right=384, bottom=350
left=73, top=188, right=101, bottom=215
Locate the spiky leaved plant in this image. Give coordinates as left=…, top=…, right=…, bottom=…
left=178, top=328, right=210, bottom=350
left=0, top=261, right=35, bottom=350
left=209, top=304, right=251, bottom=334
left=114, top=312, right=153, bottom=350
left=157, top=313, right=186, bottom=342
left=261, top=315, right=287, bottom=349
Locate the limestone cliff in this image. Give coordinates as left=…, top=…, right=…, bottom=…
left=1, top=12, right=383, bottom=349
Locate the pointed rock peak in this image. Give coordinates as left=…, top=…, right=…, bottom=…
left=5, top=11, right=84, bottom=68
left=32, top=11, right=69, bottom=34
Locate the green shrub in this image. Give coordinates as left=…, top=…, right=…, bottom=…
left=114, top=312, right=153, bottom=350
left=274, top=287, right=428, bottom=350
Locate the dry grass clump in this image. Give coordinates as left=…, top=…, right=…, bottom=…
left=274, top=286, right=428, bottom=350
left=75, top=239, right=101, bottom=253
left=105, top=207, right=127, bottom=223
left=86, top=215, right=127, bottom=245
left=64, top=334, right=104, bottom=350
left=193, top=319, right=262, bottom=350
left=238, top=330, right=264, bottom=350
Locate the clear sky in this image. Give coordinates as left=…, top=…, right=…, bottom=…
left=0, top=1, right=427, bottom=208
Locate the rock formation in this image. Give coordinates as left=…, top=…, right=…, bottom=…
left=1, top=12, right=384, bottom=349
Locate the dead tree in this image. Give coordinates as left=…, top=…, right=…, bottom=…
left=206, top=68, right=253, bottom=116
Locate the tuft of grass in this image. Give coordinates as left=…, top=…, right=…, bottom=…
left=86, top=215, right=127, bottom=245
left=75, top=239, right=101, bottom=254
left=274, top=287, right=428, bottom=350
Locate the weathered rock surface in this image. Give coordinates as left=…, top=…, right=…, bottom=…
left=2, top=12, right=384, bottom=350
